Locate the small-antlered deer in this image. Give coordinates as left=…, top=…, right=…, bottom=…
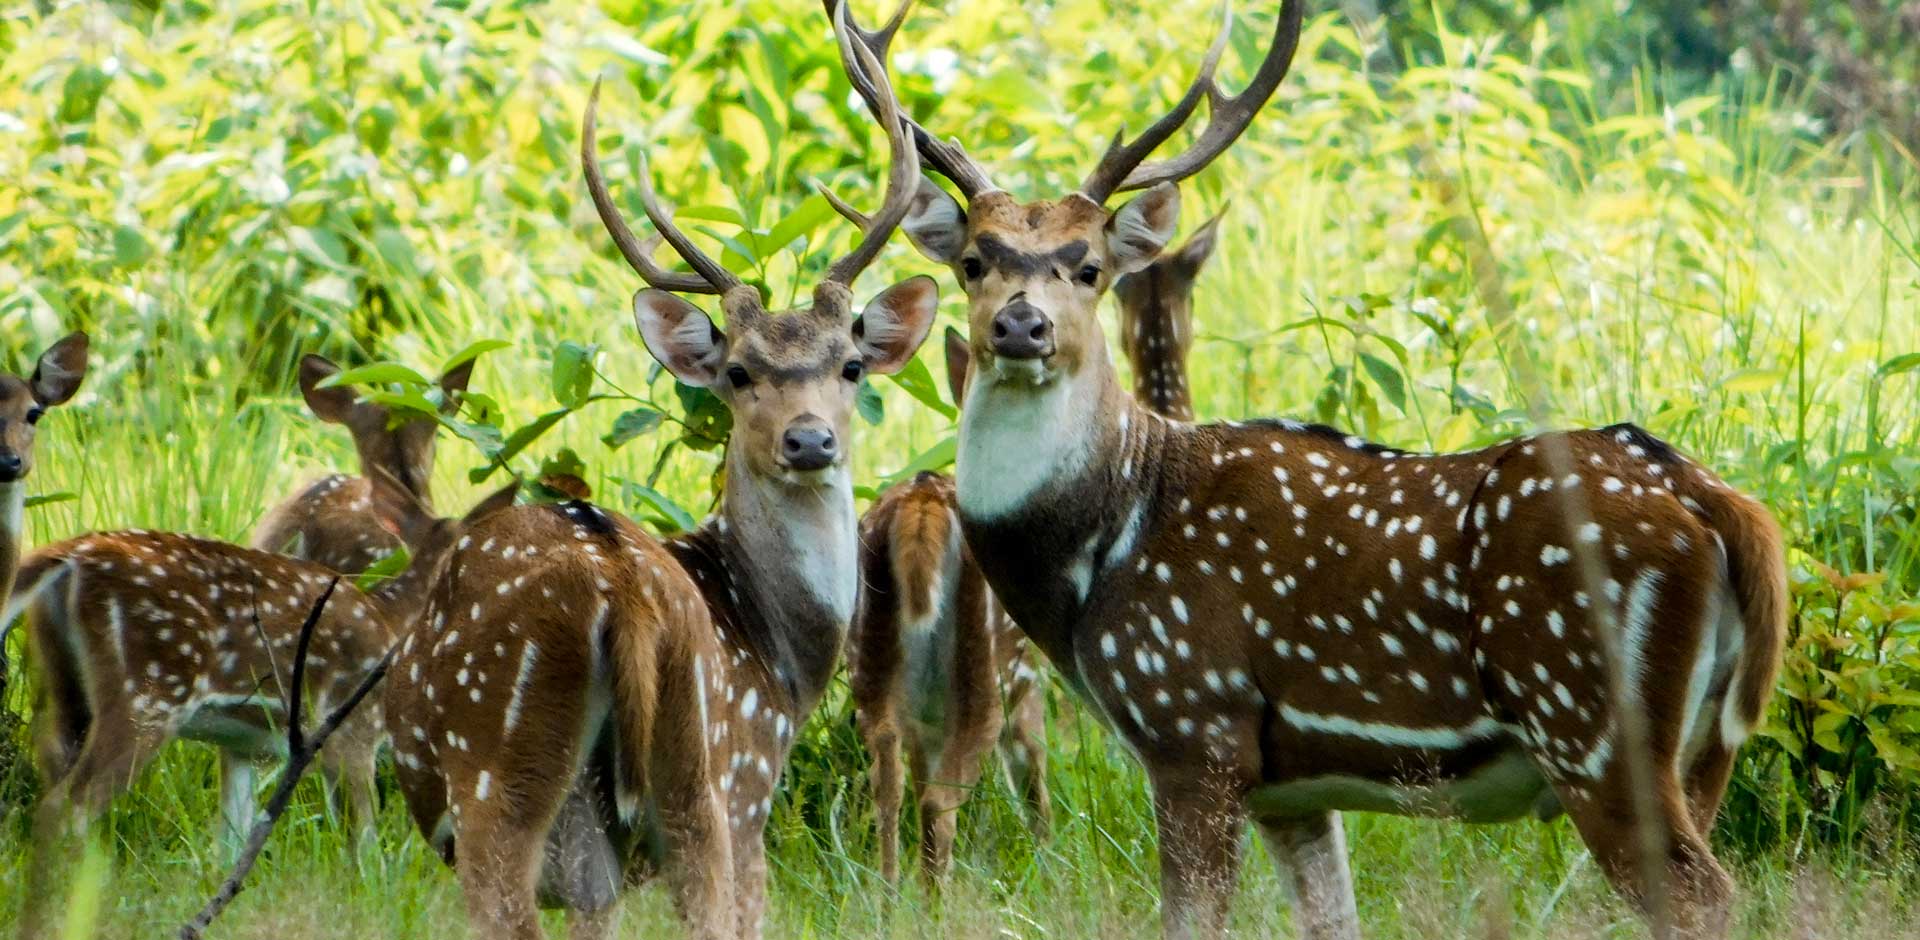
left=380, top=17, right=934, bottom=940
left=0, top=332, right=89, bottom=703
left=9, top=471, right=517, bottom=851
left=252, top=354, right=472, bottom=574
left=849, top=326, right=1051, bottom=885
left=835, top=1, right=1786, bottom=937
left=1113, top=209, right=1224, bottom=421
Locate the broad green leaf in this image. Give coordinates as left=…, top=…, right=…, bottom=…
left=1875, top=353, right=1920, bottom=379
left=551, top=341, right=597, bottom=409
left=441, top=339, right=511, bottom=374
left=1719, top=368, right=1785, bottom=394
left=1358, top=350, right=1406, bottom=411
left=623, top=481, right=697, bottom=534
left=321, top=363, right=433, bottom=389
left=112, top=225, right=152, bottom=269
left=355, top=546, right=412, bottom=593
left=602, top=408, right=665, bottom=448
left=856, top=378, right=884, bottom=425
left=24, top=492, right=77, bottom=509
left=674, top=382, right=732, bottom=450
left=887, top=355, right=957, bottom=419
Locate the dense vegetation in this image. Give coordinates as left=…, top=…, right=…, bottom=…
left=2, top=0, right=1917, bottom=936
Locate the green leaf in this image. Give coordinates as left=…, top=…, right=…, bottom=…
left=24, top=492, right=78, bottom=509
left=763, top=193, right=836, bottom=256
left=886, top=355, right=957, bottom=419
left=321, top=363, right=433, bottom=389
left=112, top=225, right=153, bottom=269
left=1719, top=368, right=1785, bottom=394
left=856, top=378, right=884, bottom=425
left=355, top=546, right=412, bottom=593
left=882, top=435, right=957, bottom=484
left=540, top=447, right=587, bottom=482
left=1875, top=353, right=1920, bottom=379
left=1358, top=350, right=1407, bottom=411
left=622, top=481, right=697, bottom=534
left=673, top=382, right=732, bottom=451
left=471, top=408, right=571, bottom=482
left=372, top=226, right=418, bottom=278
left=551, top=341, right=597, bottom=409
left=602, top=408, right=665, bottom=448
left=441, top=339, right=511, bottom=374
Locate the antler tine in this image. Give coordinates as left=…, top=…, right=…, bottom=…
left=1079, top=0, right=1235, bottom=204
left=812, top=180, right=873, bottom=230
left=581, top=79, right=741, bottom=295
left=1110, top=0, right=1306, bottom=196
left=828, top=0, right=998, bottom=199
left=825, top=0, right=920, bottom=287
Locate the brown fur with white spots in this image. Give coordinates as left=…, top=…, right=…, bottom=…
left=379, top=17, right=935, bottom=938
left=849, top=328, right=1050, bottom=885
left=9, top=477, right=516, bottom=855
left=251, top=354, right=472, bottom=574
left=1113, top=210, right=1224, bottom=421
left=837, top=2, right=1787, bottom=937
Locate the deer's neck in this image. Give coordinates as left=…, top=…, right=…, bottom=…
left=1122, top=292, right=1195, bottom=421
left=699, top=453, right=859, bottom=712
left=0, top=482, right=23, bottom=614
left=369, top=546, right=453, bottom=627
left=955, top=349, right=1171, bottom=671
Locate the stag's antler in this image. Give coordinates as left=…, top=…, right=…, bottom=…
left=582, top=81, right=745, bottom=295
left=1080, top=0, right=1306, bottom=203
left=823, top=0, right=922, bottom=287
left=826, top=0, right=999, bottom=200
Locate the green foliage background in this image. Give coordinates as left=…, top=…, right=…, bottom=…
left=2, top=0, right=1919, bottom=936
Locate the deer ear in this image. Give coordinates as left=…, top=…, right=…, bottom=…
left=298, top=355, right=359, bottom=424
left=437, top=358, right=476, bottom=414
left=1106, top=182, right=1181, bottom=275
left=854, top=276, right=938, bottom=376
left=943, top=326, right=971, bottom=406
left=1172, top=208, right=1226, bottom=279
left=30, top=331, right=88, bottom=407
left=634, top=290, right=729, bottom=388
left=464, top=481, right=522, bottom=523
left=901, top=177, right=967, bottom=264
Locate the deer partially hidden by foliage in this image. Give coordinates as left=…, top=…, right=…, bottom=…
left=1112, top=209, right=1225, bottom=421
left=848, top=327, right=1052, bottom=885
left=7, top=472, right=517, bottom=858
left=835, top=1, right=1787, bottom=937
left=379, top=19, right=934, bottom=940
left=252, top=354, right=472, bottom=574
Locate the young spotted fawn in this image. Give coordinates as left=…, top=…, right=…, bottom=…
left=0, top=332, right=89, bottom=711
left=380, top=15, right=935, bottom=939
left=836, top=0, right=1787, bottom=936
left=1113, top=209, right=1224, bottom=421
left=849, top=327, right=1051, bottom=885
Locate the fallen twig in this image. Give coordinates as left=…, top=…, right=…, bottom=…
left=179, top=578, right=394, bottom=940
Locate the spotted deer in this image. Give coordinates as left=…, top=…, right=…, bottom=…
left=7, top=471, right=517, bottom=853
left=849, top=326, right=1051, bottom=885
left=379, top=20, right=934, bottom=940
left=1113, top=209, right=1225, bottom=421
left=0, top=332, right=89, bottom=707
left=834, top=1, right=1787, bottom=936
left=252, top=354, right=473, bottom=574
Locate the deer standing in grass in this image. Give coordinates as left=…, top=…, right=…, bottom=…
left=1113, top=210, right=1225, bottom=421
left=849, top=326, right=1052, bottom=885
left=0, top=333, right=89, bottom=708
left=252, top=354, right=472, bottom=574
left=835, top=1, right=1786, bottom=936
left=7, top=470, right=517, bottom=857
left=380, top=20, right=934, bottom=940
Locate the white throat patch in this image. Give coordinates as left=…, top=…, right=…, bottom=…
left=956, top=367, right=1099, bottom=520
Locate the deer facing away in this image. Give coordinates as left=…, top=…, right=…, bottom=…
left=252, top=354, right=472, bottom=574
left=379, top=18, right=934, bottom=939
left=834, top=0, right=1787, bottom=937
left=1113, top=209, right=1225, bottom=422
left=849, top=327, right=1052, bottom=885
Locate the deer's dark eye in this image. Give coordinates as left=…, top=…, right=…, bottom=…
left=961, top=257, right=983, bottom=280
left=842, top=360, right=864, bottom=382
left=23, top=407, right=43, bottom=425
left=1076, top=264, right=1101, bottom=286
left=726, top=365, right=752, bottom=389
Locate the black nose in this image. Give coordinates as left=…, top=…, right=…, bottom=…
left=0, top=454, right=19, bottom=482
left=781, top=425, right=837, bottom=472
left=990, top=300, right=1054, bottom=360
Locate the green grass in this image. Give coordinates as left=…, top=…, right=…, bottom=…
left=3, top=0, right=1920, bottom=936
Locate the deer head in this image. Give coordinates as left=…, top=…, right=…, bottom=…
left=826, top=0, right=1300, bottom=391
left=297, top=354, right=473, bottom=506
left=0, top=332, right=89, bottom=487
left=582, top=3, right=936, bottom=493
